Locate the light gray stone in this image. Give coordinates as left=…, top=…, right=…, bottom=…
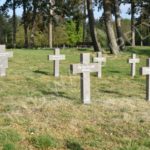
left=70, top=53, right=100, bottom=104
left=93, top=52, right=106, bottom=78
left=141, top=58, right=150, bottom=101
left=0, top=51, right=13, bottom=77
left=48, top=48, right=65, bottom=77
left=0, top=56, right=9, bottom=77
left=128, top=54, right=140, bottom=77
left=0, top=45, right=6, bottom=52
left=0, top=56, right=8, bottom=68
left=0, top=52, right=13, bottom=58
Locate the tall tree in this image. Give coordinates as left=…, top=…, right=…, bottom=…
left=103, top=0, right=119, bottom=54
left=29, top=0, right=40, bottom=47
left=49, top=0, right=54, bottom=48
left=0, top=13, right=12, bottom=44
left=82, top=0, right=86, bottom=42
left=0, top=0, right=20, bottom=47
left=12, top=0, right=16, bottom=48
left=86, top=0, right=102, bottom=52
left=22, top=0, right=29, bottom=48
left=114, top=0, right=125, bottom=50
left=131, top=0, right=136, bottom=46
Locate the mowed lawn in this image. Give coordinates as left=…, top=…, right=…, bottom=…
left=0, top=47, right=150, bottom=150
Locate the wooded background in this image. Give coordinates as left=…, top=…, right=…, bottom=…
left=0, top=0, right=149, bottom=54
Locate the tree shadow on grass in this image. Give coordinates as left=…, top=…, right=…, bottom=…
left=41, top=90, right=65, bottom=97
left=77, top=48, right=93, bottom=52
left=66, top=140, right=84, bottom=150
left=33, top=70, right=50, bottom=75
left=100, top=90, right=133, bottom=98
left=126, top=47, right=150, bottom=57
left=109, top=70, right=121, bottom=74
left=77, top=48, right=89, bottom=51
left=100, top=89, right=141, bottom=98
left=40, top=90, right=80, bottom=103
left=132, top=50, right=150, bottom=56
left=100, top=89, right=123, bottom=97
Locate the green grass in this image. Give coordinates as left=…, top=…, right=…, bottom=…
left=30, top=134, right=57, bottom=149
left=0, top=47, right=150, bottom=149
left=2, top=143, right=16, bottom=150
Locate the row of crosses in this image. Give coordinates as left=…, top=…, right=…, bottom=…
left=48, top=48, right=106, bottom=104
left=48, top=48, right=150, bottom=104
left=128, top=54, right=150, bottom=101
left=0, top=46, right=149, bottom=104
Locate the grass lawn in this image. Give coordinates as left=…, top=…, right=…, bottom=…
left=0, top=47, right=150, bottom=150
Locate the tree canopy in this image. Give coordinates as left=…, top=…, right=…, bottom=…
left=0, top=0, right=149, bottom=53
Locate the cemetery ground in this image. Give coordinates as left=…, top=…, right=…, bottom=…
left=0, top=47, right=150, bottom=150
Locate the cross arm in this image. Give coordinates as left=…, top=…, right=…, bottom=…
left=70, top=63, right=100, bottom=74
left=0, top=52, right=13, bottom=58
left=70, top=64, right=82, bottom=74
left=128, top=58, right=140, bottom=64
left=94, top=57, right=106, bottom=63
left=48, top=55, right=65, bottom=60
left=140, top=67, right=150, bottom=75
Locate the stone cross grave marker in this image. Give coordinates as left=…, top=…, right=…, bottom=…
left=93, top=52, right=106, bottom=78
left=70, top=53, right=100, bottom=104
left=0, top=52, right=13, bottom=76
left=48, top=48, right=65, bottom=77
left=128, top=54, right=140, bottom=77
left=141, top=58, right=150, bottom=101
left=0, top=45, right=13, bottom=57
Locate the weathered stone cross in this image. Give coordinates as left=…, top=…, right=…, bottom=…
left=0, top=52, right=13, bottom=76
left=141, top=58, right=150, bottom=101
left=93, top=52, right=106, bottom=78
left=48, top=48, right=65, bottom=77
left=0, top=45, right=13, bottom=57
left=128, top=54, right=140, bottom=77
left=70, top=53, right=100, bottom=104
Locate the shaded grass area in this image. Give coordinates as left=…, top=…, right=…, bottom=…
left=0, top=47, right=150, bottom=149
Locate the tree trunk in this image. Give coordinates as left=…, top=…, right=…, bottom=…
left=12, top=0, right=16, bottom=48
left=83, top=0, right=86, bottom=42
left=49, top=0, right=53, bottom=48
left=86, top=0, right=102, bottom=52
left=23, top=1, right=28, bottom=48
left=131, top=0, right=135, bottom=46
left=29, top=0, right=37, bottom=48
left=114, top=0, right=125, bottom=50
left=103, top=0, right=119, bottom=54
left=24, top=24, right=28, bottom=48
left=29, top=23, right=36, bottom=48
